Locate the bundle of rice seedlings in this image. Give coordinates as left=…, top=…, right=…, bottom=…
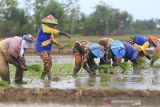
left=0, top=80, right=10, bottom=86
left=28, top=64, right=42, bottom=72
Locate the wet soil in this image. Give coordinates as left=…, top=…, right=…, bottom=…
left=2, top=55, right=160, bottom=106
left=0, top=87, right=160, bottom=106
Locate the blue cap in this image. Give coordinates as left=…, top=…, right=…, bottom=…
left=89, top=43, right=104, bottom=58
left=111, top=40, right=126, bottom=58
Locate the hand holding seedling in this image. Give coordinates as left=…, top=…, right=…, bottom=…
left=57, top=43, right=64, bottom=50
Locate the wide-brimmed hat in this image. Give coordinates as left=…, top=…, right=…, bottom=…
left=89, top=43, right=104, bottom=58
left=111, top=40, right=126, bottom=58
left=41, top=14, right=58, bottom=25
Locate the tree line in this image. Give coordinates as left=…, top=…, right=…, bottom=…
left=0, top=0, right=160, bottom=37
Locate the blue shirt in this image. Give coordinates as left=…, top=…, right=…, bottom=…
left=122, top=42, right=138, bottom=60
left=135, top=35, right=149, bottom=45
left=35, top=26, right=53, bottom=52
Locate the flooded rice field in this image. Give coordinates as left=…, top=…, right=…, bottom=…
left=1, top=55, right=160, bottom=106
left=23, top=55, right=160, bottom=90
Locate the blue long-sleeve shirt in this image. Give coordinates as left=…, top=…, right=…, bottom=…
left=122, top=42, right=138, bottom=60
left=135, top=35, right=149, bottom=45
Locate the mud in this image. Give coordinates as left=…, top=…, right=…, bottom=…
left=0, top=87, right=160, bottom=106
left=2, top=55, right=160, bottom=106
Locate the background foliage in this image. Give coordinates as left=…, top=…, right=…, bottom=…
left=0, top=0, right=160, bottom=37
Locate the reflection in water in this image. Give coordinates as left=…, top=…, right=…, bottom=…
left=11, top=67, right=160, bottom=90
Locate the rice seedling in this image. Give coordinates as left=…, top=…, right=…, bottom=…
left=0, top=80, right=10, bottom=86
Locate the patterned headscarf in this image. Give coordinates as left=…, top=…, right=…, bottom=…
left=41, top=14, right=58, bottom=25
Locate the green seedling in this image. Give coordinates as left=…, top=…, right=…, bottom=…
left=0, top=80, right=10, bottom=86
left=150, top=54, right=160, bottom=65
left=99, top=64, right=112, bottom=73
left=118, top=62, right=132, bottom=72
left=137, top=57, right=148, bottom=67
left=28, top=64, right=42, bottom=72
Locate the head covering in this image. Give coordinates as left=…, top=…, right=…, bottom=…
left=41, top=14, right=58, bottom=25
left=99, top=38, right=113, bottom=47
left=111, top=40, right=126, bottom=58
left=127, top=38, right=135, bottom=45
left=22, top=34, right=34, bottom=48
left=89, top=43, right=104, bottom=58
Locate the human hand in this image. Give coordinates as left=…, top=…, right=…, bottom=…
left=65, top=32, right=71, bottom=39
left=57, top=43, right=64, bottom=49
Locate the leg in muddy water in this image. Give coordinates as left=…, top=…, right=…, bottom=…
left=87, top=56, right=97, bottom=75
left=46, top=70, right=51, bottom=80
left=41, top=71, right=47, bottom=79
left=73, top=52, right=82, bottom=76
left=1, top=71, right=10, bottom=82
left=73, top=67, right=81, bottom=76
left=41, top=70, right=51, bottom=80
left=150, top=54, right=159, bottom=66
left=0, top=52, right=10, bottom=82
left=39, top=52, right=52, bottom=80
left=14, top=66, right=25, bottom=84
left=150, top=59, right=156, bottom=66
left=83, top=62, right=92, bottom=75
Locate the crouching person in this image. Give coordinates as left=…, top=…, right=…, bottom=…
left=111, top=40, right=138, bottom=66
left=0, top=34, right=34, bottom=83
left=98, top=38, right=121, bottom=67
left=73, top=40, right=104, bottom=76
left=127, top=35, right=151, bottom=60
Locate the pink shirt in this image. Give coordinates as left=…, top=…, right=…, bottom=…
left=2, top=36, right=22, bottom=58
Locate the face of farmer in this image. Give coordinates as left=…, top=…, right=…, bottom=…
left=46, top=23, right=58, bottom=29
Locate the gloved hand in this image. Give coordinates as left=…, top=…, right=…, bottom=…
left=57, top=43, right=64, bottom=49
left=59, top=31, right=71, bottom=39
left=65, top=32, right=71, bottom=39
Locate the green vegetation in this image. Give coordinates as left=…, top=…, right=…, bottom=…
left=0, top=0, right=160, bottom=37
left=9, top=62, right=74, bottom=78
left=0, top=80, right=10, bottom=86
left=99, top=64, right=112, bottom=73
left=28, top=64, right=42, bottom=72
left=98, top=62, right=132, bottom=74
left=137, top=57, right=148, bottom=67
left=118, top=62, right=132, bottom=71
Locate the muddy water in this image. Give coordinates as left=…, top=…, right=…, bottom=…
left=17, top=55, right=160, bottom=91
left=4, top=55, right=160, bottom=107
left=11, top=71, right=160, bottom=90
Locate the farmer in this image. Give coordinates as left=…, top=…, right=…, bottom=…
left=0, top=34, right=34, bottom=83
left=147, top=35, right=160, bottom=47
left=35, top=14, right=70, bottom=80
left=72, top=40, right=104, bottom=76
left=147, top=35, right=160, bottom=65
left=111, top=40, right=138, bottom=66
left=127, top=35, right=151, bottom=60
left=98, top=38, right=121, bottom=67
